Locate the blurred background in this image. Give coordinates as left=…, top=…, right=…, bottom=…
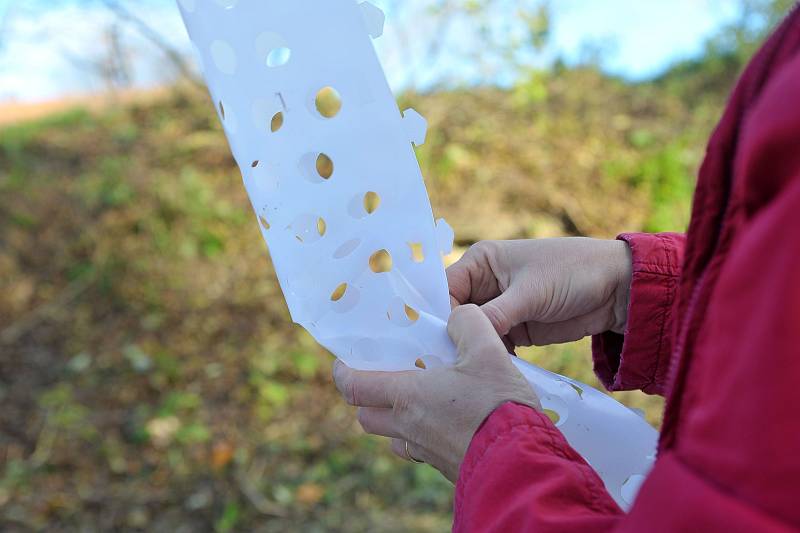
left=0, top=0, right=794, bottom=531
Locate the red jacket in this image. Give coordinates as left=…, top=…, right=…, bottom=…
left=454, top=7, right=800, bottom=533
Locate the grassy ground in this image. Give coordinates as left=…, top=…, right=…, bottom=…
left=0, top=67, right=727, bottom=531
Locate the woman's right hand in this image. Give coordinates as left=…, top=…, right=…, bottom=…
left=446, top=238, right=632, bottom=350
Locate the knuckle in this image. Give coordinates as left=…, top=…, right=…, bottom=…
left=392, top=390, right=411, bottom=416
left=481, top=302, right=509, bottom=334
left=469, top=240, right=499, bottom=259
left=392, top=390, right=420, bottom=428
left=342, top=380, right=357, bottom=406
left=333, top=362, right=352, bottom=402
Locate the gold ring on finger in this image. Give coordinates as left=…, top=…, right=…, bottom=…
left=405, top=440, right=424, bottom=464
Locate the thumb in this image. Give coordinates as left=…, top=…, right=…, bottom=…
left=480, top=287, right=531, bottom=336
left=447, top=304, right=509, bottom=364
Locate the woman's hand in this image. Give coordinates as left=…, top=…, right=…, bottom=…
left=332, top=304, right=539, bottom=482
left=447, top=238, right=632, bottom=349
left=332, top=238, right=628, bottom=479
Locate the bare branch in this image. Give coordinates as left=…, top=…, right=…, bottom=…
left=101, top=0, right=201, bottom=86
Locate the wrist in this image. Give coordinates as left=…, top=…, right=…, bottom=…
left=610, top=240, right=632, bottom=334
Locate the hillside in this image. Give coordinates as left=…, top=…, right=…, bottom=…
left=0, top=66, right=729, bottom=531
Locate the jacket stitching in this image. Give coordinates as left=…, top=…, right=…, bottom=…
left=642, top=235, right=674, bottom=392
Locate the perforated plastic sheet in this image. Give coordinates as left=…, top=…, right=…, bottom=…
left=178, top=0, right=657, bottom=509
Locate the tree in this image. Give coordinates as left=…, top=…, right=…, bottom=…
left=383, top=0, right=551, bottom=88
left=101, top=0, right=198, bottom=84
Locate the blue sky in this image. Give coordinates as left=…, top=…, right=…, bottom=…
left=0, top=0, right=744, bottom=102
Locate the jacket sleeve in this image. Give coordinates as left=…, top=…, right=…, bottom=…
left=455, top=176, right=800, bottom=533
left=453, top=403, right=623, bottom=533
left=454, top=66, right=800, bottom=530
left=592, top=232, right=684, bottom=395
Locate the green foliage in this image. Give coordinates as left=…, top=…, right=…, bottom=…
left=640, top=143, right=695, bottom=233
left=38, top=384, right=94, bottom=438
left=215, top=501, right=242, bottom=532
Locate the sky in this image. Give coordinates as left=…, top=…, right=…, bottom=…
left=0, top=0, right=744, bottom=103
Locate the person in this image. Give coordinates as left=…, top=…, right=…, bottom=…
left=333, top=5, right=800, bottom=531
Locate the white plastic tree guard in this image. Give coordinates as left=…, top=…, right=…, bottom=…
left=177, top=0, right=657, bottom=510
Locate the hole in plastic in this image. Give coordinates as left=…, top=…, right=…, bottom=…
left=348, top=191, right=381, bottom=219
left=316, top=154, right=334, bottom=180
left=408, top=242, right=425, bottom=263
left=256, top=32, right=291, bottom=69
left=540, top=395, right=569, bottom=427
left=251, top=160, right=259, bottom=168
left=291, top=214, right=325, bottom=244
left=271, top=112, right=284, bottom=132
left=331, top=283, right=360, bottom=313
left=219, top=100, right=225, bottom=120
left=543, top=409, right=560, bottom=425
left=299, top=153, right=335, bottom=183
left=387, top=297, right=419, bottom=327
left=364, top=191, right=380, bottom=214
left=369, top=249, right=392, bottom=273
left=267, top=47, right=291, bottom=68
left=315, top=87, right=342, bottom=118
left=333, top=238, right=361, bottom=259
left=414, top=358, right=427, bottom=369
left=330, top=283, right=347, bottom=302
left=258, top=215, right=270, bottom=230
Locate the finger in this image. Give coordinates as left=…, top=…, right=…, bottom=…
left=524, top=321, right=586, bottom=346
left=357, top=407, right=403, bottom=439
left=450, top=294, right=460, bottom=310
left=332, top=360, right=409, bottom=408
left=519, top=307, right=614, bottom=346
left=480, top=284, right=538, bottom=336
left=523, top=310, right=610, bottom=346
left=447, top=304, right=508, bottom=364
left=446, top=242, right=502, bottom=307
left=507, top=323, right=533, bottom=348
left=501, top=334, right=517, bottom=355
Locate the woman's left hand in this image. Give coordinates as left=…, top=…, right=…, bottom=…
left=332, top=304, right=540, bottom=482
